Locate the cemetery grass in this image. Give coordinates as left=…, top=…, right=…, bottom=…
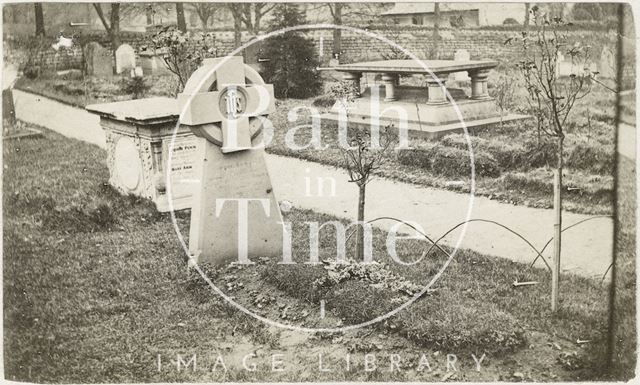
left=14, top=72, right=177, bottom=108
left=4, top=124, right=630, bottom=381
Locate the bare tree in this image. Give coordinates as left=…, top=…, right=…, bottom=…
left=340, top=127, right=396, bottom=261
left=188, top=3, right=221, bottom=28
left=228, top=3, right=276, bottom=47
left=93, top=3, right=121, bottom=51
left=492, top=73, right=517, bottom=126
left=34, top=3, right=45, bottom=37
left=324, top=3, right=384, bottom=61
left=515, top=6, right=593, bottom=312
left=145, top=4, right=153, bottom=25
left=328, top=3, right=343, bottom=59
left=175, top=2, right=187, bottom=32
left=431, top=3, right=440, bottom=58
left=524, top=3, right=531, bottom=28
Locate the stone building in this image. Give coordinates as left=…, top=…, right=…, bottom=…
left=381, top=2, right=528, bottom=27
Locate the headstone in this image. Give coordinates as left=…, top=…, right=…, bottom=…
left=115, top=44, right=136, bottom=74
left=453, top=49, right=470, bottom=81
left=178, top=56, right=283, bottom=265
left=3, top=88, right=16, bottom=134
left=139, top=49, right=172, bottom=76
left=131, top=66, right=143, bottom=78
left=86, top=42, right=113, bottom=77
left=599, top=47, right=616, bottom=79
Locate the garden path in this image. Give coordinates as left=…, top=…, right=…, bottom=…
left=14, top=89, right=616, bottom=279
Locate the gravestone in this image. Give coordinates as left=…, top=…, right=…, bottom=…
left=86, top=42, right=113, bottom=76
left=139, top=49, right=172, bottom=76
left=178, top=56, right=283, bottom=265
left=3, top=88, right=16, bottom=133
left=453, top=49, right=470, bottom=81
left=115, top=44, right=136, bottom=74
left=86, top=97, right=196, bottom=212
left=599, top=47, right=616, bottom=79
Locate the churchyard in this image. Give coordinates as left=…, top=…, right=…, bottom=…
left=3, top=2, right=636, bottom=383
left=14, top=62, right=619, bottom=215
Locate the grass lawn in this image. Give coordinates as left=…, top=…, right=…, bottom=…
left=3, top=124, right=634, bottom=381
left=14, top=71, right=177, bottom=108
left=14, top=70, right=617, bottom=216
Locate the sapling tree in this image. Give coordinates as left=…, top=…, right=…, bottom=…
left=514, top=6, right=593, bottom=311
left=340, top=127, right=396, bottom=261
left=148, top=27, right=217, bottom=94
left=491, top=72, right=517, bottom=127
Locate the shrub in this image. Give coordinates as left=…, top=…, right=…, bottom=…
left=396, top=143, right=501, bottom=178
left=260, top=4, right=322, bottom=99
left=311, top=93, right=336, bottom=108
left=120, top=75, right=150, bottom=99
left=567, top=142, right=614, bottom=175
left=502, top=18, right=520, bottom=25
left=501, top=170, right=553, bottom=195
left=20, top=37, right=51, bottom=79
left=398, top=296, right=526, bottom=354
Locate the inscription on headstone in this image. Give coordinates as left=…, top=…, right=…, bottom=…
left=165, top=135, right=200, bottom=200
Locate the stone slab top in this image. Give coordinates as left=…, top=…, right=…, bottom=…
left=332, top=59, right=499, bottom=75
left=86, top=97, right=180, bottom=124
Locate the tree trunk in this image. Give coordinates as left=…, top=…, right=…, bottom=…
left=332, top=4, right=343, bottom=60
left=524, top=3, right=530, bottom=28
left=355, top=183, right=366, bottom=261
left=109, top=4, right=121, bottom=74
left=176, top=3, right=187, bottom=32
left=431, top=3, right=440, bottom=58
left=34, top=3, right=45, bottom=37
left=199, top=14, right=210, bottom=28
left=233, top=16, right=242, bottom=49
left=551, top=135, right=564, bottom=312
left=146, top=6, right=153, bottom=26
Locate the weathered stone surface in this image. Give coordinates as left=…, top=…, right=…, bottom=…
left=86, top=42, right=113, bottom=77
left=187, top=132, right=283, bottom=265
left=139, top=49, right=172, bottom=76
left=115, top=44, right=136, bottom=74
left=86, top=97, right=197, bottom=212
left=324, top=59, right=528, bottom=137
left=599, top=47, right=617, bottom=79
left=453, top=49, right=471, bottom=81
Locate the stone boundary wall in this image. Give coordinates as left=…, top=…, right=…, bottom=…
left=6, top=27, right=627, bottom=77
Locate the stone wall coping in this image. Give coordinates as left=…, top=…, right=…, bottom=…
left=86, top=97, right=179, bottom=124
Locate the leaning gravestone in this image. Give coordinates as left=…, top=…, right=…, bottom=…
left=178, top=56, right=283, bottom=265
left=115, top=44, right=136, bottom=74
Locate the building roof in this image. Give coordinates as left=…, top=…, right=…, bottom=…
left=381, top=3, right=480, bottom=16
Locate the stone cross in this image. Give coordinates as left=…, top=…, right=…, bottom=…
left=179, top=57, right=275, bottom=153
left=178, top=56, right=283, bottom=266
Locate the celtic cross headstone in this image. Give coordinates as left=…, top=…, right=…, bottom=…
left=178, top=56, right=284, bottom=265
